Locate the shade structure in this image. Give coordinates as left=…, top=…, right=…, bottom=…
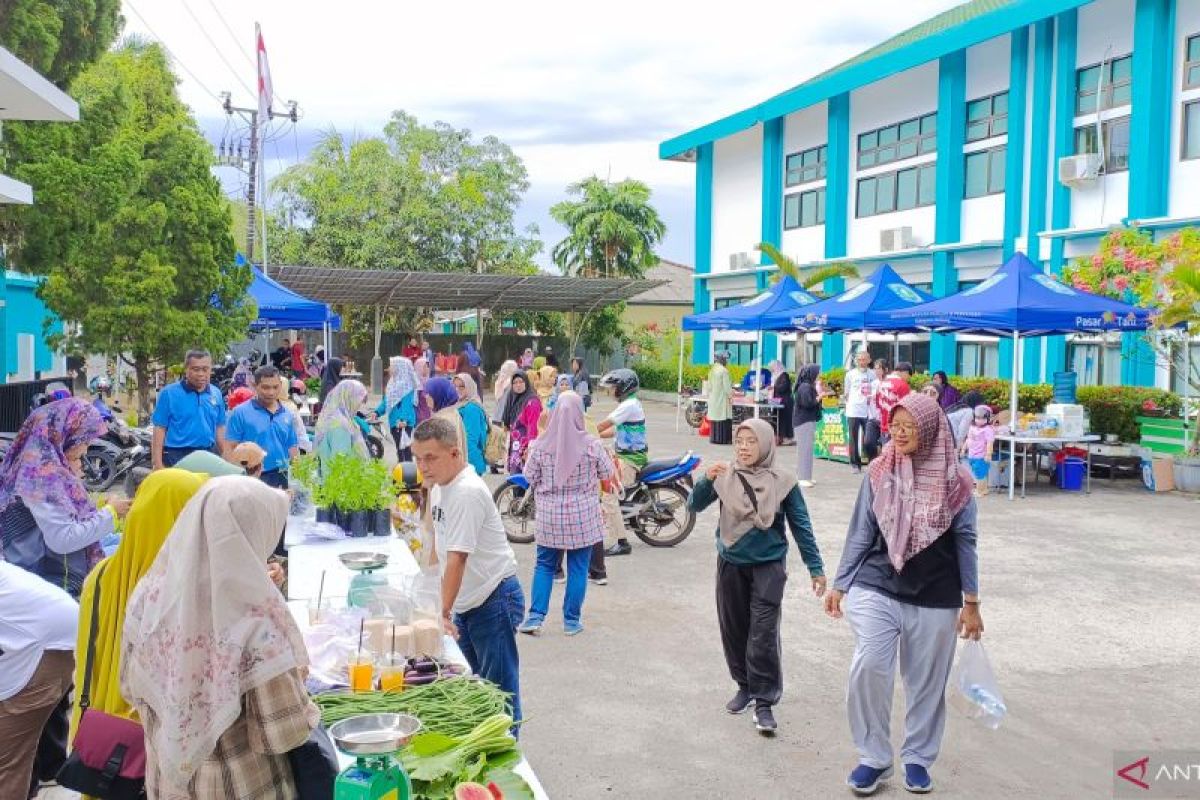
left=247, top=265, right=341, bottom=331
left=884, top=252, right=1155, bottom=336
left=760, top=263, right=934, bottom=332
left=682, top=275, right=820, bottom=331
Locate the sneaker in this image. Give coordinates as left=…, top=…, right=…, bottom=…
left=798, top=480, right=815, bottom=488
left=588, top=575, right=608, bottom=586
left=564, top=621, right=584, bottom=636
left=553, top=571, right=566, bottom=584
left=753, top=703, right=777, bottom=735
left=605, top=541, right=632, bottom=556
left=903, top=764, right=933, bottom=794
left=725, top=687, right=753, bottom=715
left=847, top=764, right=894, bottom=796
left=517, top=618, right=543, bottom=636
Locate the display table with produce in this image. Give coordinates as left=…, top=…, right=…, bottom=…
left=285, top=527, right=548, bottom=799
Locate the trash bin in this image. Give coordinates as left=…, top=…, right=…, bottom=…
left=1057, top=456, right=1085, bottom=491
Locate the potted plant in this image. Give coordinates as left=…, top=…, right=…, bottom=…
left=368, top=460, right=397, bottom=536
left=320, top=455, right=371, bottom=535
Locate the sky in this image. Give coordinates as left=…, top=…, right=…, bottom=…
left=119, top=0, right=963, bottom=270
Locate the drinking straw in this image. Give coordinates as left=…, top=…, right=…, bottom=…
left=316, top=570, right=326, bottom=613
left=391, top=623, right=396, bottom=656
left=357, top=617, right=365, bottom=655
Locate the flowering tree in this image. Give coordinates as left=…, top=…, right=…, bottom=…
left=1063, top=227, right=1200, bottom=452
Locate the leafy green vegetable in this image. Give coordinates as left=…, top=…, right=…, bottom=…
left=400, top=715, right=519, bottom=799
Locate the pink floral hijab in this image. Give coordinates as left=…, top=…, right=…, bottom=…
left=120, top=477, right=308, bottom=791
left=0, top=397, right=105, bottom=519
left=868, top=393, right=973, bottom=572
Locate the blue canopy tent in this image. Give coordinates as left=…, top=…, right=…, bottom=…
left=679, top=276, right=821, bottom=428
left=884, top=251, right=1157, bottom=498
left=247, top=265, right=341, bottom=331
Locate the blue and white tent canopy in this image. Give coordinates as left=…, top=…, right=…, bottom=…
left=246, top=264, right=341, bottom=331
left=760, top=263, right=933, bottom=332
left=682, top=275, right=820, bottom=332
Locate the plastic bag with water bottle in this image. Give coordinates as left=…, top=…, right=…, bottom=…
left=949, top=640, right=1007, bottom=729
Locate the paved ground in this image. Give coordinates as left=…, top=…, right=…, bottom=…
left=36, top=396, right=1198, bottom=800
left=505, top=397, right=1198, bottom=799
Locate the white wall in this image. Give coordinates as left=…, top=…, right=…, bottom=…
left=847, top=62, right=939, bottom=258
left=961, top=194, right=1007, bottom=244
left=1170, top=0, right=1200, bottom=217
left=966, top=34, right=1011, bottom=99
left=780, top=225, right=826, bottom=262
left=711, top=125, right=763, bottom=275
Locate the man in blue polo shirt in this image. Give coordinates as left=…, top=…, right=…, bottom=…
left=225, top=365, right=298, bottom=490
left=152, top=349, right=227, bottom=469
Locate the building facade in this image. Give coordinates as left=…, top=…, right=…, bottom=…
left=662, top=0, right=1200, bottom=391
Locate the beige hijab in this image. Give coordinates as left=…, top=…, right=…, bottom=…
left=713, top=418, right=798, bottom=547
left=120, top=477, right=308, bottom=791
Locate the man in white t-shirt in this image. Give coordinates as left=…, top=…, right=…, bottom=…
left=412, top=416, right=524, bottom=726
left=843, top=349, right=878, bottom=474
left=0, top=561, right=78, bottom=799
left=597, top=368, right=647, bottom=557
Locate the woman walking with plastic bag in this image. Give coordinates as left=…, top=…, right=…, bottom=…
left=824, top=393, right=983, bottom=796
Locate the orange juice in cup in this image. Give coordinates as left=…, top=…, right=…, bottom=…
left=348, top=652, right=375, bottom=693
left=379, top=653, right=406, bottom=692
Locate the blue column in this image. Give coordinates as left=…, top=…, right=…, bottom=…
left=932, top=51, right=966, bottom=375
left=822, top=93, right=850, bottom=371
left=759, top=117, right=784, bottom=362
left=692, top=143, right=713, bottom=365
left=1025, top=20, right=1056, bottom=383
left=1123, top=0, right=1176, bottom=387
left=1045, top=10, right=1079, bottom=381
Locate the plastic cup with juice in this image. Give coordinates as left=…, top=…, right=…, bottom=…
left=348, top=651, right=375, bottom=693
left=378, top=653, right=406, bottom=692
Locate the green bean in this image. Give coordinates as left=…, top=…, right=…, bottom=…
left=312, top=677, right=511, bottom=738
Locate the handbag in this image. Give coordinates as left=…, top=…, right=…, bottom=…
left=287, top=724, right=340, bottom=800
left=485, top=423, right=508, bottom=465
left=56, top=564, right=147, bottom=800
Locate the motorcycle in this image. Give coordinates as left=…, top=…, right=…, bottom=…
left=493, top=451, right=702, bottom=548
left=82, top=417, right=152, bottom=493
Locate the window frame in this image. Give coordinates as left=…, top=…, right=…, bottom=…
left=1075, top=54, right=1133, bottom=115
left=856, top=112, right=937, bottom=169
left=1185, top=33, right=1200, bottom=89
left=713, top=340, right=757, bottom=366
left=963, top=145, right=1007, bottom=199
left=712, top=296, right=751, bottom=311
left=783, top=186, right=826, bottom=230
left=1074, top=116, right=1131, bottom=174
left=1183, top=99, right=1200, bottom=161
left=784, top=144, right=827, bottom=187
left=855, top=163, right=937, bottom=218
left=965, top=91, right=1010, bottom=142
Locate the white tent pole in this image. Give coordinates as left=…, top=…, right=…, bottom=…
left=893, top=332, right=900, bottom=366
left=754, top=329, right=762, bottom=419
left=675, top=326, right=685, bottom=433
left=1009, top=330, right=1020, bottom=500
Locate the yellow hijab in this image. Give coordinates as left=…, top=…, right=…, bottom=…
left=70, top=468, right=207, bottom=739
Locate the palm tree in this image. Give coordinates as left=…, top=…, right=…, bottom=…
left=550, top=177, right=666, bottom=278
left=756, top=242, right=859, bottom=292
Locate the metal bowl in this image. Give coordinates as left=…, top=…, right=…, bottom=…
left=329, top=713, right=422, bottom=755
left=339, top=551, right=389, bottom=572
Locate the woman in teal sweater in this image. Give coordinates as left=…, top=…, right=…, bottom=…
left=376, top=356, right=419, bottom=461
left=453, top=373, right=491, bottom=475
left=687, top=417, right=826, bottom=737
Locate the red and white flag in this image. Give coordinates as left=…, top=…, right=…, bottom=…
left=256, top=22, right=273, bottom=122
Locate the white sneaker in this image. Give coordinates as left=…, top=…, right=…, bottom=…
left=798, top=480, right=815, bottom=488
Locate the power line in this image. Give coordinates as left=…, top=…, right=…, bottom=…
left=125, top=0, right=223, bottom=103
left=205, top=0, right=256, bottom=69
left=179, top=0, right=256, bottom=99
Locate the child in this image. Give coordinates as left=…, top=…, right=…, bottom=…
left=961, top=405, right=996, bottom=496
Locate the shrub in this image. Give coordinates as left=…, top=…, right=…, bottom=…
left=632, top=362, right=750, bottom=393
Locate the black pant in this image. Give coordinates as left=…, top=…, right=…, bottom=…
left=716, top=558, right=787, bottom=706
left=553, top=541, right=607, bottom=580
left=390, top=424, right=412, bottom=463
left=31, top=692, right=70, bottom=795
left=863, top=420, right=882, bottom=461
left=161, top=445, right=214, bottom=467
left=847, top=416, right=869, bottom=468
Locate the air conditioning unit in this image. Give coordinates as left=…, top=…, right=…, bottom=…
left=1058, top=154, right=1103, bottom=187
left=880, top=226, right=916, bottom=253
left=728, top=252, right=754, bottom=270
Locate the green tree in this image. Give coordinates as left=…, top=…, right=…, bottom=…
left=0, top=0, right=124, bottom=87
left=550, top=177, right=666, bottom=279
left=755, top=242, right=859, bottom=291
left=3, top=42, right=251, bottom=419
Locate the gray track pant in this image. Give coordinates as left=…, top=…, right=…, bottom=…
left=844, top=586, right=959, bottom=769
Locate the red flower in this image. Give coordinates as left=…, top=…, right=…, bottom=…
left=1113, top=275, right=1130, bottom=291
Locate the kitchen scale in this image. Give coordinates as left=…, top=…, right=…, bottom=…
left=339, top=551, right=389, bottom=609
left=330, top=712, right=422, bottom=800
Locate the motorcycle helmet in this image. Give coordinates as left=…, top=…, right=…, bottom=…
left=392, top=462, right=422, bottom=492
left=29, top=393, right=50, bottom=410
left=290, top=378, right=308, bottom=396
left=599, top=368, right=639, bottom=401
left=90, top=376, right=113, bottom=396
left=45, top=381, right=72, bottom=402
left=227, top=386, right=254, bottom=410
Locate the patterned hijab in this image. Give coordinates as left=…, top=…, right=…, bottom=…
left=386, top=356, right=418, bottom=411
left=712, top=418, right=797, bottom=547
left=0, top=398, right=105, bottom=521
left=868, top=393, right=973, bottom=572
left=121, top=477, right=307, bottom=792
left=314, top=380, right=369, bottom=458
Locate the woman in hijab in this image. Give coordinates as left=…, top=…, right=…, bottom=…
left=316, top=356, right=345, bottom=408
left=932, top=371, right=961, bottom=411
left=707, top=352, right=734, bottom=445
left=570, top=357, right=592, bottom=411
left=314, top=380, right=370, bottom=466
left=548, top=373, right=573, bottom=411
left=535, top=364, right=557, bottom=405
left=376, top=356, right=419, bottom=462
left=518, top=392, right=614, bottom=637
left=824, top=393, right=982, bottom=795
left=0, top=399, right=131, bottom=597
left=413, top=357, right=432, bottom=424
left=230, top=358, right=254, bottom=390
left=519, top=348, right=534, bottom=370
left=792, top=364, right=822, bottom=488
left=492, top=360, right=518, bottom=424
left=453, top=373, right=491, bottom=476
left=687, top=418, right=824, bottom=736
left=121, top=477, right=318, bottom=800
left=424, top=376, right=469, bottom=457
left=769, top=360, right=795, bottom=445
left=500, top=370, right=542, bottom=474
left=69, top=469, right=207, bottom=741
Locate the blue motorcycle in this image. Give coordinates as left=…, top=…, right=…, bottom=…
left=493, top=451, right=702, bottom=547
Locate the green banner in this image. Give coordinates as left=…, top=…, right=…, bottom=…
left=814, top=406, right=850, bottom=463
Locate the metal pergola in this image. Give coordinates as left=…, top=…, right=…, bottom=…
left=271, top=266, right=665, bottom=390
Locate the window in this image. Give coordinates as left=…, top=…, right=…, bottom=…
left=958, top=279, right=983, bottom=291
left=1075, top=116, right=1131, bottom=173
left=1068, top=342, right=1122, bottom=385
left=911, top=282, right=934, bottom=295
left=785, top=145, right=827, bottom=186
left=1184, top=100, right=1200, bottom=160
left=966, top=91, right=1009, bottom=142
left=957, top=342, right=1000, bottom=378
left=867, top=341, right=930, bottom=374
left=781, top=341, right=797, bottom=372
left=1186, top=34, right=1200, bottom=89
left=784, top=187, right=826, bottom=229
left=1170, top=340, right=1200, bottom=395
left=964, top=146, right=1006, bottom=198
left=1076, top=54, right=1133, bottom=114
left=856, top=164, right=936, bottom=217
left=857, top=113, right=937, bottom=168
left=713, top=296, right=750, bottom=310
left=714, top=340, right=757, bottom=366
